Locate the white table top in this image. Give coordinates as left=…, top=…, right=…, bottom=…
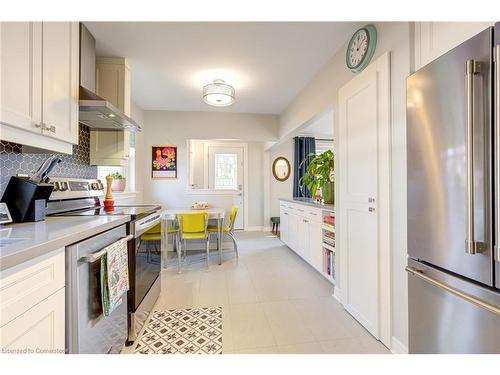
left=161, top=207, right=226, bottom=219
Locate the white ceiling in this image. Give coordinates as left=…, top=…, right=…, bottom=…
left=84, top=22, right=360, bottom=114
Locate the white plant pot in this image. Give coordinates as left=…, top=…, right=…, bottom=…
left=111, top=179, right=126, bottom=192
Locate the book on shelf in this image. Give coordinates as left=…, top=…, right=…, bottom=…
left=322, top=247, right=335, bottom=280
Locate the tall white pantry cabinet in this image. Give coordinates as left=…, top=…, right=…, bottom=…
left=0, top=22, right=79, bottom=154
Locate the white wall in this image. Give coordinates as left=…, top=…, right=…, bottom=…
left=276, top=22, right=411, bottom=351
left=268, top=138, right=294, bottom=218
left=141, top=111, right=279, bottom=228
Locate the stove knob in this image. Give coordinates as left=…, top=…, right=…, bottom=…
left=97, top=181, right=104, bottom=190
left=91, top=183, right=99, bottom=190
left=52, top=181, right=59, bottom=191
left=59, top=181, right=68, bottom=191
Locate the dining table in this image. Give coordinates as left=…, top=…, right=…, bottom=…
left=161, top=207, right=226, bottom=269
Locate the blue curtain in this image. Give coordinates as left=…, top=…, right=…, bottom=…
left=293, top=136, right=316, bottom=198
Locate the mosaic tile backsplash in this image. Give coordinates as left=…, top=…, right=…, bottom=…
left=0, top=124, right=97, bottom=195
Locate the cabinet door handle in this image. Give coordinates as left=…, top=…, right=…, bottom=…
left=48, top=125, right=56, bottom=133
left=368, top=207, right=375, bottom=212
left=35, top=122, right=47, bottom=130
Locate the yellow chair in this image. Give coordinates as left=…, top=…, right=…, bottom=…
left=208, top=205, right=238, bottom=258
left=141, top=223, right=179, bottom=265
left=176, top=212, right=209, bottom=273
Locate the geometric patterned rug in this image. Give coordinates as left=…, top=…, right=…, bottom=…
left=134, top=307, right=223, bottom=354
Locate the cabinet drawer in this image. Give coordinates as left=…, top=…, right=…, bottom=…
left=0, top=287, right=65, bottom=353
left=306, top=208, right=322, bottom=223
left=1, top=248, right=65, bottom=326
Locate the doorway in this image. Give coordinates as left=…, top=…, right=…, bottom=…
left=203, top=142, right=247, bottom=230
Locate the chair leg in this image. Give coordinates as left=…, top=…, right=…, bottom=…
left=177, top=237, right=182, bottom=274
left=206, top=237, right=210, bottom=268
left=228, top=232, right=238, bottom=258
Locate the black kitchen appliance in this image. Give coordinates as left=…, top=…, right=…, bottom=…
left=1, top=177, right=53, bottom=222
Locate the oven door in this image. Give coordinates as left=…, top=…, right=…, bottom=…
left=66, top=225, right=128, bottom=354
left=129, top=212, right=162, bottom=311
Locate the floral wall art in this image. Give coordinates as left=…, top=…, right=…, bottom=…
left=152, top=146, right=177, bottom=179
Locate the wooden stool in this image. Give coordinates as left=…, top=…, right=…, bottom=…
left=270, top=217, right=280, bottom=234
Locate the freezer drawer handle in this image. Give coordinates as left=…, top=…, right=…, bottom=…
left=80, top=235, right=133, bottom=263
left=405, top=266, right=500, bottom=316
left=465, top=59, right=481, bottom=255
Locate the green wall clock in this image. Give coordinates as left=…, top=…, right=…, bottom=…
left=346, top=24, right=377, bottom=73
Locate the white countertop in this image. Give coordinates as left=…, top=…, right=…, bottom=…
left=0, top=215, right=130, bottom=271
left=280, top=197, right=335, bottom=211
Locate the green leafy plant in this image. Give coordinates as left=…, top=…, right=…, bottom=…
left=109, top=172, right=125, bottom=180
left=299, top=150, right=334, bottom=201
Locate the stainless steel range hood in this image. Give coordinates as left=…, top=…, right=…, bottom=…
left=79, top=24, right=141, bottom=132
left=79, top=87, right=141, bottom=132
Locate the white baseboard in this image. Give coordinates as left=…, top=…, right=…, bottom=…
left=333, top=287, right=343, bottom=303
left=390, top=336, right=409, bottom=354
left=244, top=226, right=265, bottom=231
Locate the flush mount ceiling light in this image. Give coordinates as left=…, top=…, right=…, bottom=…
left=203, top=79, right=235, bottom=107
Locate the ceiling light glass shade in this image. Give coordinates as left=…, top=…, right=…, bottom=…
left=203, top=79, right=235, bottom=106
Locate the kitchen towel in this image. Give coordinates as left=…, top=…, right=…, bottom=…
left=100, top=237, right=130, bottom=317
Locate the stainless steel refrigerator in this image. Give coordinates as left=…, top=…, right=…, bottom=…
left=407, top=24, right=500, bottom=354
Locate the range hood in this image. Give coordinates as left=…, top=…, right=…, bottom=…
left=78, top=24, right=141, bottom=132
left=79, top=87, right=141, bottom=132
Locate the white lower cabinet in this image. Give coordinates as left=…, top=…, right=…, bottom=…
left=309, top=219, right=323, bottom=272
left=0, top=248, right=65, bottom=353
left=280, top=201, right=328, bottom=276
left=0, top=288, right=65, bottom=353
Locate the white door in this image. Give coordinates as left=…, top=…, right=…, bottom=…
left=208, top=145, right=244, bottom=229
left=309, top=218, right=323, bottom=272
left=280, top=208, right=289, bottom=245
left=0, top=22, right=42, bottom=132
left=41, top=22, right=79, bottom=144
left=338, top=53, right=391, bottom=345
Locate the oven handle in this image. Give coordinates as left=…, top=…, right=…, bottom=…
left=135, top=213, right=162, bottom=235
left=80, top=235, right=133, bottom=263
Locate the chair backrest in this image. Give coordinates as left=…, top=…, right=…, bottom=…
left=177, top=213, right=208, bottom=234
left=229, top=205, right=239, bottom=230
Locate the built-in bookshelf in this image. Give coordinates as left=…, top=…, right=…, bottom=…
left=322, top=210, right=335, bottom=284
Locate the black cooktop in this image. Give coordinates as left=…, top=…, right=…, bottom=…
left=54, top=205, right=161, bottom=220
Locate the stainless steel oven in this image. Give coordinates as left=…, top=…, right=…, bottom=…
left=66, top=225, right=130, bottom=354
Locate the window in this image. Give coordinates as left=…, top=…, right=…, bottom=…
left=214, top=153, right=237, bottom=190
left=96, top=131, right=136, bottom=192
left=315, top=139, right=334, bottom=156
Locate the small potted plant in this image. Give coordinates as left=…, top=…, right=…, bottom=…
left=109, top=172, right=126, bottom=192
left=299, top=150, right=334, bottom=204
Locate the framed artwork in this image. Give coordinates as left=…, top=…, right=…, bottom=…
left=152, top=146, right=177, bottom=179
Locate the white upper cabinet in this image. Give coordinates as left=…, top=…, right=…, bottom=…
left=414, top=22, right=493, bottom=71
left=41, top=22, right=79, bottom=144
left=0, top=22, right=42, bottom=133
left=0, top=21, right=79, bottom=153
left=90, top=57, right=131, bottom=166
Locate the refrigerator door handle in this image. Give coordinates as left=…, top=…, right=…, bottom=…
left=406, top=267, right=500, bottom=316
left=495, top=45, right=500, bottom=262
left=465, top=59, right=481, bottom=255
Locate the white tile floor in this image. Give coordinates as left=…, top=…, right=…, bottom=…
left=138, top=231, right=390, bottom=354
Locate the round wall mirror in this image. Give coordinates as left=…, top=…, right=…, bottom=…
left=272, top=157, right=291, bottom=182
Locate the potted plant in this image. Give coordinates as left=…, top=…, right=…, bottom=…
left=109, top=172, right=126, bottom=192
left=299, top=150, right=335, bottom=204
